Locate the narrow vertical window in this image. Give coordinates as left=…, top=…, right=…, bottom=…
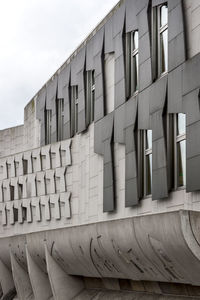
left=57, top=98, right=64, bottom=141
left=152, top=3, right=168, bottom=78
left=175, top=113, right=186, bottom=187
left=144, top=130, right=152, bottom=196
left=45, top=108, right=52, bottom=145
left=86, top=70, right=95, bottom=125
left=125, top=30, right=139, bottom=99
left=71, top=85, right=78, bottom=136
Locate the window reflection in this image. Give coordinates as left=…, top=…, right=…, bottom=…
left=177, top=140, right=186, bottom=187
left=145, top=130, right=152, bottom=196
left=160, top=4, right=168, bottom=27
left=177, top=113, right=186, bottom=135
left=160, top=29, right=168, bottom=73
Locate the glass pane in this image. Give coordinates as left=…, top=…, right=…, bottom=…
left=133, top=53, right=139, bottom=92
left=92, top=70, right=95, bottom=86
left=177, top=113, right=186, bottom=136
left=146, top=130, right=152, bottom=150
left=160, top=29, right=168, bottom=73
left=133, top=30, right=139, bottom=50
left=75, top=103, right=78, bottom=133
left=146, top=153, right=152, bottom=195
left=160, top=4, right=168, bottom=28
left=91, top=90, right=95, bottom=122
left=177, top=140, right=186, bottom=187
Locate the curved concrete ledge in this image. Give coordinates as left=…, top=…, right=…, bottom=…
left=0, top=210, right=200, bottom=298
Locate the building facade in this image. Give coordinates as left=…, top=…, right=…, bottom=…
left=1, top=0, right=200, bottom=299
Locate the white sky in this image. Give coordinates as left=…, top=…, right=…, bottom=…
left=0, top=0, right=119, bottom=129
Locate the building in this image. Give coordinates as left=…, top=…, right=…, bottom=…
left=1, top=0, right=200, bottom=299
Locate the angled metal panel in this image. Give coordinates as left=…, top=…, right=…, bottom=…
left=125, top=0, right=138, bottom=33
left=150, top=76, right=168, bottom=200
left=105, top=16, right=114, bottom=53
left=94, top=112, right=115, bottom=212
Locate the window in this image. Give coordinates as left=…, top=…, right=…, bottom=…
left=86, top=70, right=95, bottom=124
left=104, top=53, right=115, bottom=114
left=174, top=113, right=186, bottom=187
left=57, top=98, right=64, bottom=141
left=45, top=108, right=52, bottom=145
left=70, top=85, right=78, bottom=135
left=152, top=3, right=168, bottom=78
left=144, top=130, right=152, bottom=196
left=125, top=30, right=139, bottom=98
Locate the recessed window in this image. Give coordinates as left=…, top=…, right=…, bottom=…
left=70, top=85, right=78, bottom=136
left=57, top=98, right=64, bottom=141
left=125, top=30, right=139, bottom=98
left=152, top=3, right=168, bottom=78
left=175, top=113, right=186, bottom=187
left=86, top=70, right=95, bottom=124
left=45, top=108, right=52, bottom=145
left=144, top=130, right=152, bottom=196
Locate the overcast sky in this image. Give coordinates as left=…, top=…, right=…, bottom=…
left=0, top=0, right=119, bottom=129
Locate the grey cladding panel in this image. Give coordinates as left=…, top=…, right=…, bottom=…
left=57, top=64, right=70, bottom=99
left=187, top=155, right=200, bottom=192
left=113, top=2, right=125, bottom=37
left=93, top=27, right=104, bottom=57
left=183, top=53, right=200, bottom=96
left=168, top=1, right=186, bottom=72
left=77, top=71, right=86, bottom=133
left=135, top=0, right=149, bottom=15
left=150, top=75, right=167, bottom=113
left=150, top=76, right=168, bottom=200
left=114, top=103, right=125, bottom=144
left=46, top=75, right=58, bottom=112
left=36, top=88, right=46, bottom=120
left=71, top=47, right=86, bottom=86
left=125, top=0, right=137, bottom=32
left=105, top=16, right=114, bottom=54
left=138, top=86, right=151, bottom=130
left=94, top=113, right=115, bottom=212
left=168, top=65, right=183, bottom=113
left=152, top=0, right=168, bottom=7
left=86, top=38, right=94, bottom=71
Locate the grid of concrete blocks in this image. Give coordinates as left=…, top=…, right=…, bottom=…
left=0, top=139, right=72, bottom=226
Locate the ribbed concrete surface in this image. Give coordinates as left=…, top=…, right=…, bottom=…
left=75, top=290, right=200, bottom=300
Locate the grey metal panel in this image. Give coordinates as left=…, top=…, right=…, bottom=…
left=36, top=88, right=46, bottom=146
left=187, top=155, right=200, bottom=192
left=168, top=65, right=183, bottom=113
left=114, top=104, right=125, bottom=144
left=71, top=47, right=86, bottom=86
left=94, top=56, right=105, bottom=122
left=46, top=75, right=58, bottom=112
left=150, top=75, right=167, bottom=113
left=77, top=70, right=86, bottom=133
left=168, top=1, right=186, bottom=72
left=182, top=53, right=200, bottom=96
left=125, top=97, right=138, bottom=206
left=36, top=88, right=46, bottom=121
left=86, top=37, right=94, bottom=71
left=125, top=0, right=137, bottom=33
left=139, top=58, right=152, bottom=92
left=94, top=112, right=115, bottom=212
left=139, top=32, right=151, bottom=65
left=57, top=64, right=70, bottom=99
left=183, top=89, right=200, bottom=126
left=152, top=0, right=167, bottom=7
left=115, top=76, right=126, bottom=109
left=138, top=86, right=151, bottom=130
left=105, top=16, right=114, bottom=54
left=94, top=119, right=103, bottom=155
left=113, top=2, right=125, bottom=37
left=150, top=76, right=168, bottom=200
left=135, top=0, right=149, bottom=15
left=93, top=27, right=104, bottom=57
left=187, top=120, right=200, bottom=160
